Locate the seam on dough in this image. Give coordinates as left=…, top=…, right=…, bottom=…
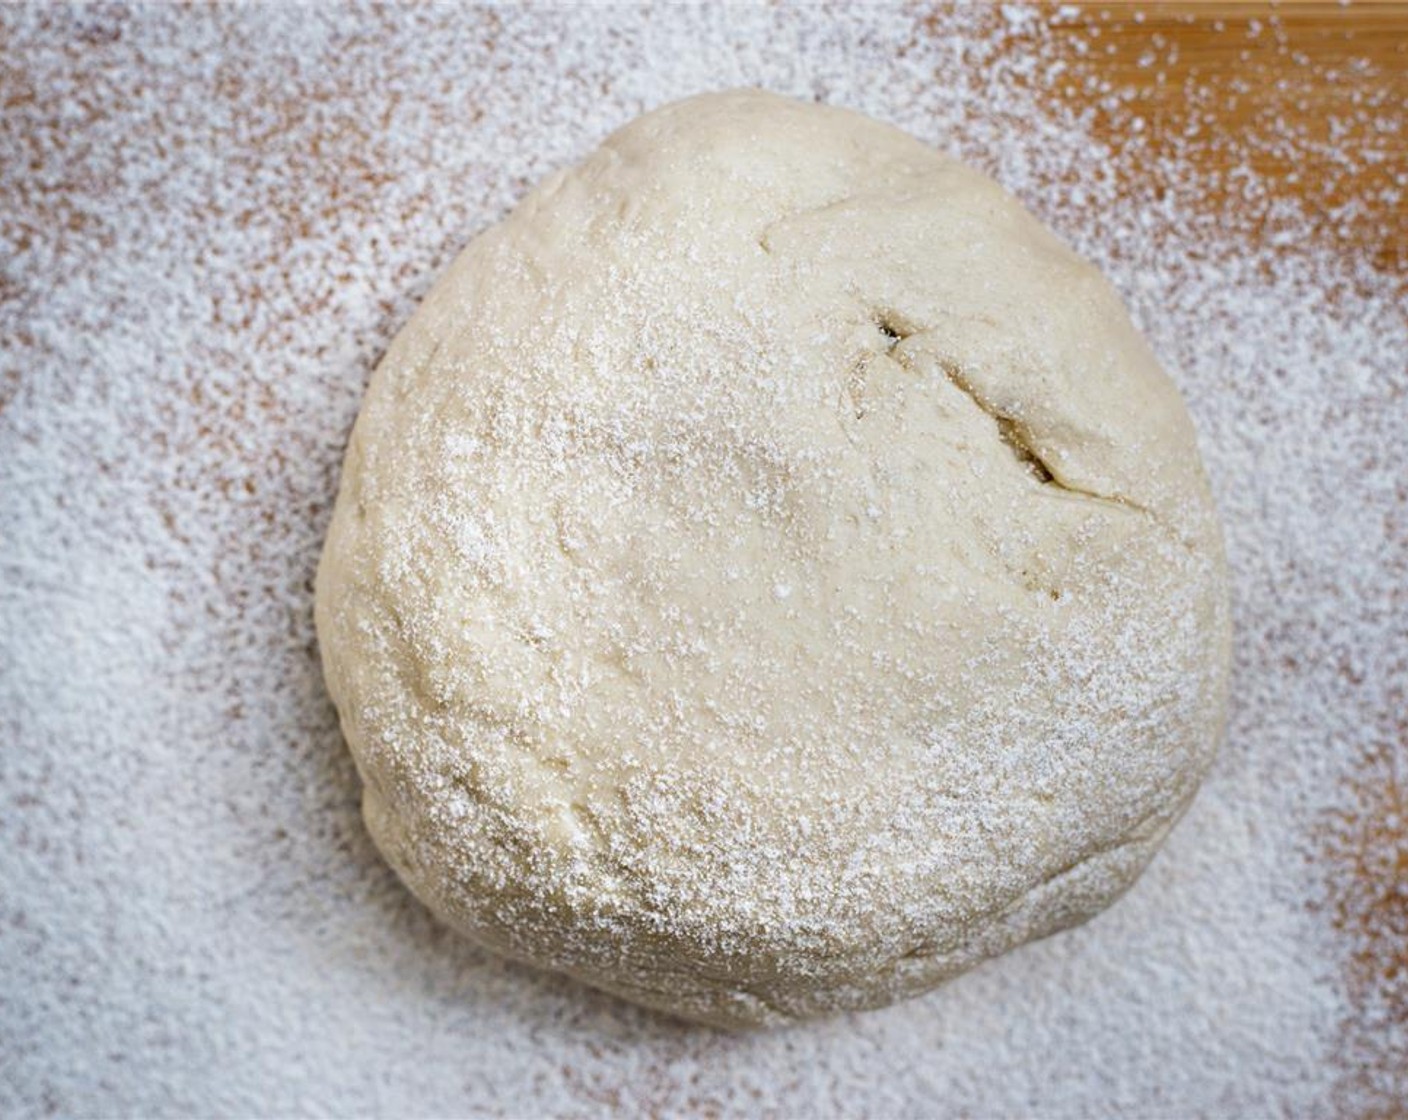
left=877, top=315, right=1152, bottom=517
left=734, top=984, right=790, bottom=1022
left=756, top=191, right=862, bottom=255
left=938, top=357, right=1146, bottom=513
left=896, top=803, right=1173, bottom=968
left=1023, top=802, right=1171, bottom=899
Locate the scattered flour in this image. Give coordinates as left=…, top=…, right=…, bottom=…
left=2, top=3, right=1403, bottom=1116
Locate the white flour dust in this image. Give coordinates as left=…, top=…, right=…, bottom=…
left=2, top=3, right=1404, bottom=1116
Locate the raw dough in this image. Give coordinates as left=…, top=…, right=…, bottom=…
left=315, top=90, right=1230, bottom=1027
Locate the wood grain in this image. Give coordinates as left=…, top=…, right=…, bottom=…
left=1039, top=2, right=1407, bottom=277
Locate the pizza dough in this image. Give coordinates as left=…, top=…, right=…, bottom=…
left=315, top=90, right=1231, bottom=1027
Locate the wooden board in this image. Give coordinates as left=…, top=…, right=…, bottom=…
left=1033, top=2, right=1406, bottom=276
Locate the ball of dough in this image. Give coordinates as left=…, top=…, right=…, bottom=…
left=315, top=90, right=1230, bottom=1027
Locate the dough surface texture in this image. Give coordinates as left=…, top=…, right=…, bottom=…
left=315, top=90, right=1230, bottom=1027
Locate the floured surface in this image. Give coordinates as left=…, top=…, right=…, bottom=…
left=1, top=2, right=1403, bottom=1115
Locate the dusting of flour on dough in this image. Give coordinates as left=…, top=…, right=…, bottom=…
left=1, top=2, right=1403, bottom=1115
left=315, top=87, right=1231, bottom=1029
